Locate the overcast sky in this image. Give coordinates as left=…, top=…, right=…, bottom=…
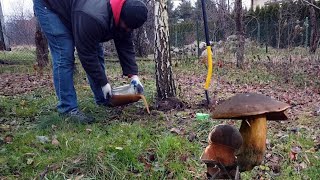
left=2, top=0, right=33, bottom=16
left=1, top=0, right=251, bottom=16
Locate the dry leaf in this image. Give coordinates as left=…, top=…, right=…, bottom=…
left=187, top=132, right=197, bottom=142
left=305, top=147, right=316, bottom=153
left=290, top=146, right=302, bottom=161
left=27, top=158, right=34, bottom=165
left=170, top=128, right=182, bottom=135
left=265, top=153, right=272, bottom=159
left=52, top=138, right=60, bottom=146
left=0, top=125, right=10, bottom=132
left=51, top=125, right=57, bottom=130
left=75, top=175, right=84, bottom=180
left=115, top=147, right=123, bottom=150
left=4, top=135, right=13, bottom=143
left=299, top=162, right=307, bottom=169
left=72, top=157, right=82, bottom=164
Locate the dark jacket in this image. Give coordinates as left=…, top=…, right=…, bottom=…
left=44, top=0, right=138, bottom=86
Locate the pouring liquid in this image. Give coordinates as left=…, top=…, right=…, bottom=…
left=110, top=84, right=150, bottom=114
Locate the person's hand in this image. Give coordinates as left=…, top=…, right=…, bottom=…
left=102, top=83, right=112, bottom=99
left=130, top=75, right=144, bottom=94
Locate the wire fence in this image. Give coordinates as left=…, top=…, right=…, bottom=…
left=1, top=7, right=319, bottom=65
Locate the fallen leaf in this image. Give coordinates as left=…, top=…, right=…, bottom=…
left=75, top=175, right=84, bottom=180
left=265, top=153, right=272, bottom=159
left=72, top=157, right=82, bottom=164
left=51, top=125, right=57, bottom=130
left=20, top=100, right=26, bottom=106
left=290, top=146, right=302, bottom=161
left=4, top=134, right=13, bottom=143
left=167, top=171, right=174, bottom=179
left=138, top=155, right=152, bottom=170
left=170, top=128, right=182, bottom=135
left=148, top=153, right=156, bottom=162
left=180, top=154, right=188, bottom=162
left=27, top=158, right=34, bottom=165
left=86, top=129, right=92, bottom=133
left=52, top=137, right=60, bottom=146
left=303, top=154, right=310, bottom=164
left=0, top=125, right=10, bottom=132
left=269, top=155, right=281, bottom=163
left=305, top=147, right=316, bottom=153
left=269, top=163, right=281, bottom=173
left=187, top=132, right=197, bottom=142
left=24, top=153, right=36, bottom=157
left=115, top=147, right=123, bottom=150
left=299, top=162, right=307, bottom=169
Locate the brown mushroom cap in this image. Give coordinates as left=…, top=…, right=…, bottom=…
left=208, top=124, right=243, bottom=149
left=212, top=93, right=290, bottom=120
left=201, top=125, right=243, bottom=166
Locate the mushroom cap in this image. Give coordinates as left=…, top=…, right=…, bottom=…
left=212, top=93, right=290, bottom=120
left=208, top=124, right=243, bottom=150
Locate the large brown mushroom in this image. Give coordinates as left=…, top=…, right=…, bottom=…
left=211, top=93, right=290, bottom=171
left=201, top=124, right=243, bottom=179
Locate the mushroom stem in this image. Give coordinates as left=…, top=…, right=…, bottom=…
left=237, top=114, right=267, bottom=171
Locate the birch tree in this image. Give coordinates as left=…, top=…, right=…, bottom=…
left=154, top=0, right=176, bottom=99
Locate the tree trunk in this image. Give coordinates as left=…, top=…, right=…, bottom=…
left=154, top=0, right=176, bottom=99
left=35, top=22, right=49, bottom=75
left=133, top=26, right=150, bottom=57
left=309, top=0, right=319, bottom=53
left=0, top=1, right=9, bottom=51
left=235, top=0, right=244, bottom=69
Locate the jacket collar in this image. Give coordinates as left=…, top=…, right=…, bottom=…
left=110, top=0, right=126, bottom=27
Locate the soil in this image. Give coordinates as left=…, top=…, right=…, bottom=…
left=154, top=97, right=186, bottom=111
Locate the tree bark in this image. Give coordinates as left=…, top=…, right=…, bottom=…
left=154, top=0, right=176, bottom=99
left=0, top=1, right=9, bottom=51
left=309, top=0, right=319, bottom=53
left=235, top=0, right=245, bottom=69
left=35, top=22, right=49, bottom=75
left=133, top=26, right=150, bottom=57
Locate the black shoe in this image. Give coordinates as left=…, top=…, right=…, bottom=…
left=63, top=109, right=95, bottom=124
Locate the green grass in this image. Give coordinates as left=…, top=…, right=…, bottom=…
left=0, top=49, right=36, bottom=65
left=1, top=47, right=319, bottom=179
left=0, top=112, right=204, bottom=179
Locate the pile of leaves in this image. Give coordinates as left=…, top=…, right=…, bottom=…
left=0, top=73, right=53, bottom=96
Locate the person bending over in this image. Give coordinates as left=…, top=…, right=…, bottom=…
left=33, top=0, right=148, bottom=123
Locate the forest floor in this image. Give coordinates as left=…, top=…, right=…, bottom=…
left=0, top=48, right=320, bottom=179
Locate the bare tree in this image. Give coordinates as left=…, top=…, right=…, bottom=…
left=133, top=0, right=153, bottom=57
left=0, top=1, right=9, bottom=50
left=6, top=0, right=35, bottom=46
left=133, top=26, right=151, bottom=57
left=309, top=0, right=319, bottom=53
left=154, top=0, right=176, bottom=99
left=235, top=0, right=245, bottom=69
